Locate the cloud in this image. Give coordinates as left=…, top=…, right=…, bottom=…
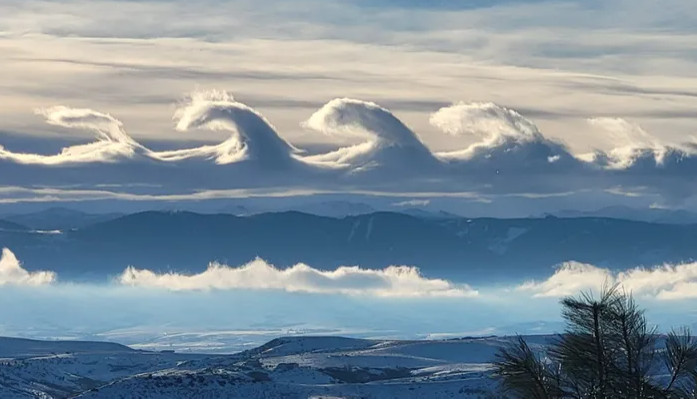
left=118, top=258, right=477, bottom=298
left=518, top=262, right=613, bottom=298
left=302, top=98, right=439, bottom=171
left=0, top=91, right=308, bottom=168
left=588, top=117, right=660, bottom=150
left=518, top=260, right=697, bottom=300
left=2, top=93, right=697, bottom=205
left=0, top=106, right=142, bottom=164
left=430, top=102, right=576, bottom=169
left=430, top=102, right=543, bottom=143
left=160, top=90, right=300, bottom=166
left=0, top=248, right=56, bottom=286
left=392, top=199, right=431, bottom=207
left=586, top=117, right=678, bottom=169
left=0, top=185, right=491, bottom=204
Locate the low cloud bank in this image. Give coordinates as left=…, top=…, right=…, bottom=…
left=5, top=246, right=697, bottom=302
left=118, top=258, right=477, bottom=298
left=0, top=248, right=56, bottom=286
left=518, top=260, right=697, bottom=300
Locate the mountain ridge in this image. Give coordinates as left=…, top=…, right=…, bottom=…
left=2, top=210, right=696, bottom=283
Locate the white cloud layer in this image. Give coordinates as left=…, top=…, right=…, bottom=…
left=5, top=246, right=697, bottom=303
left=518, top=260, right=697, bottom=300
left=0, top=248, right=56, bottom=286
left=118, top=258, right=477, bottom=298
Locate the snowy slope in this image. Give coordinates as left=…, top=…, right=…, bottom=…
left=0, top=335, right=555, bottom=398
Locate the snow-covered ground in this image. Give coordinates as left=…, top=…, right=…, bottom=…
left=0, top=335, right=553, bottom=398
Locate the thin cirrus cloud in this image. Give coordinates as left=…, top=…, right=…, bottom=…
left=518, top=260, right=697, bottom=300
left=118, top=258, right=477, bottom=298
left=0, top=248, right=56, bottom=286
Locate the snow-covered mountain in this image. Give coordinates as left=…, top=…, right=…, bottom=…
left=0, top=335, right=551, bottom=398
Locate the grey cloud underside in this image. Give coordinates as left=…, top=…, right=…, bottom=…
left=1, top=92, right=696, bottom=201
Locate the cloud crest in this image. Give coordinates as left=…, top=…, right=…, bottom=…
left=118, top=258, right=477, bottom=298
left=519, top=260, right=697, bottom=300
left=303, top=98, right=438, bottom=171
left=430, top=102, right=542, bottom=144
left=0, top=107, right=142, bottom=164
left=430, top=102, right=578, bottom=175
left=0, top=248, right=56, bottom=286
left=160, top=90, right=299, bottom=166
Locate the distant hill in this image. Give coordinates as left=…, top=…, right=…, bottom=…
left=3, top=207, right=123, bottom=230
left=0, top=336, right=136, bottom=358
left=217, top=200, right=376, bottom=218
left=2, top=211, right=697, bottom=283
left=547, top=205, right=697, bottom=225
left=0, top=219, right=27, bottom=231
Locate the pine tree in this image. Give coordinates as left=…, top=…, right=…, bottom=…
left=495, top=285, right=697, bottom=398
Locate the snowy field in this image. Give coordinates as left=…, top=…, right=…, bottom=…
left=0, top=335, right=552, bottom=398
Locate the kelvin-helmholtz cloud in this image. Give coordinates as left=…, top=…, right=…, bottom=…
left=160, top=90, right=300, bottom=167
left=430, top=102, right=578, bottom=172
left=1, top=89, right=697, bottom=203
left=0, top=106, right=142, bottom=165
left=303, top=98, right=440, bottom=173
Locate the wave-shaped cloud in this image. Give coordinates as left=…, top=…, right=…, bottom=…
left=587, top=117, right=697, bottom=172
left=157, top=90, right=299, bottom=167
left=0, top=107, right=143, bottom=165
left=118, top=258, right=476, bottom=298
left=2, top=92, right=697, bottom=203
left=302, top=98, right=439, bottom=171
left=0, top=91, right=303, bottom=168
left=431, top=102, right=542, bottom=143
left=518, top=260, right=697, bottom=300
left=430, top=102, right=577, bottom=171
left=0, top=248, right=56, bottom=286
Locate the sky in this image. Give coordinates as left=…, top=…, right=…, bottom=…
left=1, top=0, right=697, bottom=212
left=2, top=0, right=696, bottom=148
left=3, top=1, right=697, bottom=347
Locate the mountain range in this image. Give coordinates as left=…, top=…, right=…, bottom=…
left=2, top=209, right=697, bottom=283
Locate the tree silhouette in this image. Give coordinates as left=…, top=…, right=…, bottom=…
left=495, top=285, right=697, bottom=398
